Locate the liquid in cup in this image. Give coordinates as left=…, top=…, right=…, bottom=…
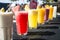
left=49, top=6, right=53, bottom=20
left=0, top=12, right=13, bottom=40
left=15, top=11, right=28, bottom=35
left=45, top=8, right=49, bottom=22
left=53, top=6, right=57, bottom=18
left=38, top=8, right=45, bottom=24
left=28, top=9, right=38, bottom=29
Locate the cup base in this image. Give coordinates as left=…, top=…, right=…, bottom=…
left=18, top=32, right=27, bottom=36
left=29, top=27, right=37, bottom=29
left=38, top=22, right=45, bottom=25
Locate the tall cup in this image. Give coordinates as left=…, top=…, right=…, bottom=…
left=45, top=8, right=49, bottom=22
left=38, top=8, right=45, bottom=24
left=49, top=6, right=53, bottom=20
left=28, top=9, right=38, bottom=29
left=15, top=11, right=28, bottom=35
left=0, top=12, right=13, bottom=40
left=53, top=6, right=57, bottom=18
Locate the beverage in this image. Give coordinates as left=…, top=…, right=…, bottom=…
left=53, top=6, right=57, bottom=18
left=49, top=6, right=53, bottom=20
left=45, top=8, right=49, bottom=21
left=15, top=11, right=28, bottom=35
left=0, top=12, right=13, bottom=40
left=0, top=12, right=13, bottom=27
left=38, top=8, right=45, bottom=24
left=24, top=5, right=30, bottom=11
left=28, top=9, right=38, bottom=29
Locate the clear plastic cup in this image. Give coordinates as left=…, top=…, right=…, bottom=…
left=28, top=9, right=38, bottom=29
left=15, top=11, right=28, bottom=35
left=0, top=12, right=13, bottom=40
left=38, top=8, right=45, bottom=24
left=53, top=6, right=57, bottom=18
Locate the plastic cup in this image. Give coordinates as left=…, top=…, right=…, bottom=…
left=15, top=11, right=28, bottom=35
left=28, top=9, right=38, bottom=29
left=38, top=8, right=45, bottom=24
left=49, top=6, right=53, bottom=20
left=44, top=8, right=49, bottom=22
left=53, top=6, right=57, bottom=18
left=0, top=12, right=13, bottom=40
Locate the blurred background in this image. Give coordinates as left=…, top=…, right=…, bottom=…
left=0, top=0, right=60, bottom=40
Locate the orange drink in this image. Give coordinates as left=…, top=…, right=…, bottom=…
left=49, top=5, right=53, bottom=20
left=38, top=7, right=45, bottom=24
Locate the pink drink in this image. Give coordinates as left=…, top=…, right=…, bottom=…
left=15, top=11, right=28, bottom=35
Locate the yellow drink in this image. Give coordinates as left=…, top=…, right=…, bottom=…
left=49, top=6, right=53, bottom=20
left=38, top=8, right=45, bottom=24
left=28, top=9, right=38, bottom=29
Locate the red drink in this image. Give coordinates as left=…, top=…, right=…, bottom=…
left=15, top=11, right=28, bottom=35
left=45, top=8, right=49, bottom=21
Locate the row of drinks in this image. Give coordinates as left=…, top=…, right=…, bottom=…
left=0, top=5, right=57, bottom=40
left=12, top=5, right=57, bottom=35
left=24, top=5, right=57, bottom=28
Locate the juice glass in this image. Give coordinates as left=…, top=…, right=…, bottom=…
left=38, top=8, right=45, bottom=24
left=28, top=9, right=38, bottom=29
left=15, top=11, right=28, bottom=35
left=49, top=6, right=53, bottom=20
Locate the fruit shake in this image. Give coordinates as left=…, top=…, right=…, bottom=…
left=45, top=8, right=49, bottom=21
left=49, top=5, right=53, bottom=20
left=28, top=9, right=38, bottom=29
left=0, top=12, right=13, bottom=40
left=38, top=8, right=45, bottom=24
left=0, top=12, right=13, bottom=27
left=53, top=6, right=57, bottom=18
left=15, top=11, right=28, bottom=35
